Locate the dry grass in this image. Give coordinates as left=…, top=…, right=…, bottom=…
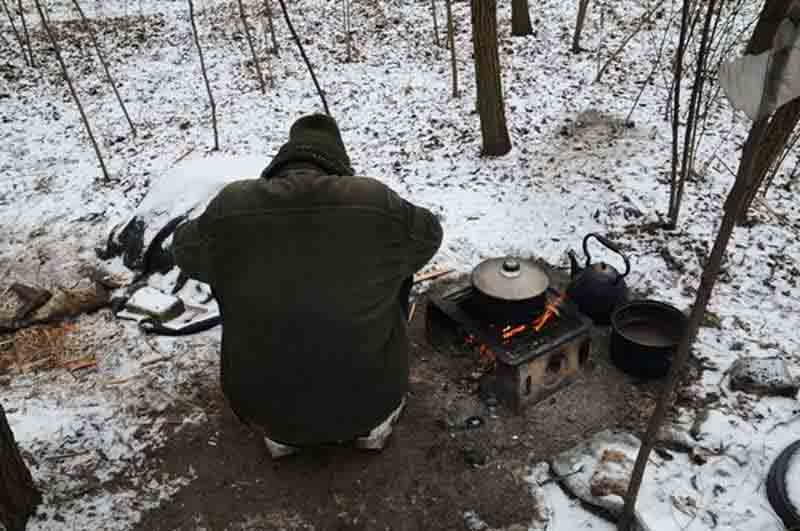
left=0, top=322, right=93, bottom=374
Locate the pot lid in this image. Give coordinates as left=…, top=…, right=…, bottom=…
left=471, top=257, right=549, bottom=301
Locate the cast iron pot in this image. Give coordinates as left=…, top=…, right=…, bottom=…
left=610, top=300, right=688, bottom=379
left=470, top=257, right=550, bottom=324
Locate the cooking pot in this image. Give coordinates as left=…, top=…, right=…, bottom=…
left=610, top=300, right=687, bottom=379
left=567, top=233, right=630, bottom=325
left=470, top=257, right=550, bottom=324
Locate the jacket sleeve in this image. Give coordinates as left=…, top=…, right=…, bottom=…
left=388, top=190, right=443, bottom=273
left=171, top=194, right=222, bottom=285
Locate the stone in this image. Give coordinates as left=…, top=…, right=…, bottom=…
left=729, top=357, right=799, bottom=398
left=550, top=430, right=641, bottom=517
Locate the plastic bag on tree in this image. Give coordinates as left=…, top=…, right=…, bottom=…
left=719, top=3, right=800, bottom=120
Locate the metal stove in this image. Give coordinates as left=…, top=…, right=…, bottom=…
left=426, top=283, right=592, bottom=412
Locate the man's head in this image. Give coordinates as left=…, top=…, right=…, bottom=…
left=261, top=114, right=354, bottom=179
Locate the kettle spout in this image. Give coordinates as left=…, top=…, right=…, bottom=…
left=567, top=250, right=580, bottom=278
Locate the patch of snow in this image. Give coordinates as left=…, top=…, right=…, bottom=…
left=1, top=0, right=799, bottom=528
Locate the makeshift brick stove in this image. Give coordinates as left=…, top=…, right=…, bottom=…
left=426, top=281, right=592, bottom=413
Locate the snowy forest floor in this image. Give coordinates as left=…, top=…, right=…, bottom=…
left=1, top=0, right=799, bottom=530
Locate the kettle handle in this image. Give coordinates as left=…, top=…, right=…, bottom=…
left=582, top=233, right=631, bottom=283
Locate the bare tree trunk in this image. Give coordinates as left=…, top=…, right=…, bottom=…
left=262, top=0, right=279, bottom=54
left=446, top=0, right=458, bottom=98
left=618, top=117, right=769, bottom=531
left=35, top=0, right=110, bottom=181
left=259, top=5, right=274, bottom=86
left=0, top=403, right=41, bottom=531
left=343, top=0, right=352, bottom=62
left=430, top=0, right=440, bottom=47
left=188, top=0, right=219, bottom=150
left=571, top=0, right=590, bottom=53
left=16, top=0, right=34, bottom=66
left=471, top=0, right=511, bottom=156
left=71, top=0, right=137, bottom=137
left=1, top=0, right=27, bottom=65
left=511, top=0, right=532, bottom=36
left=238, top=0, right=266, bottom=93
left=667, top=0, right=691, bottom=228
left=667, top=0, right=717, bottom=226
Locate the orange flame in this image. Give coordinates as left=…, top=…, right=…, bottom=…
left=499, top=294, right=566, bottom=340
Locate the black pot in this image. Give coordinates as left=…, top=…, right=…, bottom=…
left=470, top=289, right=546, bottom=325
left=610, top=300, right=688, bottom=379
left=469, top=257, right=549, bottom=325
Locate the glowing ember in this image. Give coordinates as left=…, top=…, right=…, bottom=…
left=464, top=334, right=496, bottom=367
left=499, top=294, right=566, bottom=340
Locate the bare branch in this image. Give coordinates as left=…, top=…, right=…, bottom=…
left=430, top=0, right=440, bottom=47
left=1, top=0, right=27, bottom=65
left=262, top=0, right=279, bottom=54
left=187, top=0, right=219, bottom=150
left=71, top=0, right=137, bottom=137
left=275, top=0, right=330, bottom=115
left=238, top=0, right=266, bottom=93
left=446, top=0, right=458, bottom=98
left=16, top=0, right=34, bottom=66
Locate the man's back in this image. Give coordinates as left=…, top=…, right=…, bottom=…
left=173, top=166, right=442, bottom=446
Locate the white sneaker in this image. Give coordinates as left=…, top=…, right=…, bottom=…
left=263, top=436, right=301, bottom=459
left=354, top=397, right=406, bottom=451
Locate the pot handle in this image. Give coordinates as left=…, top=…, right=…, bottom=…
left=582, top=233, right=631, bottom=283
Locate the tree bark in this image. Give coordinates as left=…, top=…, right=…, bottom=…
left=446, top=0, right=458, bottom=98
left=471, top=0, right=511, bottom=156
left=188, top=0, right=219, bottom=150
left=35, top=0, right=110, bottom=181
left=571, top=0, right=590, bottom=52
left=72, top=0, right=137, bottom=136
left=0, top=403, right=41, bottom=531
left=511, top=0, right=532, bottom=36
left=618, top=117, right=770, bottom=530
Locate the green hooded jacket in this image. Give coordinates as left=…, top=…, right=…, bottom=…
left=172, top=165, right=443, bottom=446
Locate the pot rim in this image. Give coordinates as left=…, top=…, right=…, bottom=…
left=610, top=299, right=688, bottom=347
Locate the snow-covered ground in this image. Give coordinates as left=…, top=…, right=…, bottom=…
left=1, top=0, right=799, bottom=529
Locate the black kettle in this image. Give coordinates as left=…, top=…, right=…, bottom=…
left=567, top=233, right=631, bottom=325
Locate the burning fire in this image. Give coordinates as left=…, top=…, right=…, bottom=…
left=500, top=293, right=565, bottom=341
left=463, top=294, right=567, bottom=368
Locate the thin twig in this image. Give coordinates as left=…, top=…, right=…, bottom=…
left=275, top=0, right=330, bottom=115
left=413, top=267, right=453, bottom=284
left=34, top=0, right=110, bottom=181
left=594, top=0, right=665, bottom=83
left=1, top=0, right=26, bottom=64
left=262, top=0, right=279, bottom=54
left=16, top=0, right=34, bottom=66
left=71, top=0, right=137, bottom=137
left=238, top=0, right=266, bottom=93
